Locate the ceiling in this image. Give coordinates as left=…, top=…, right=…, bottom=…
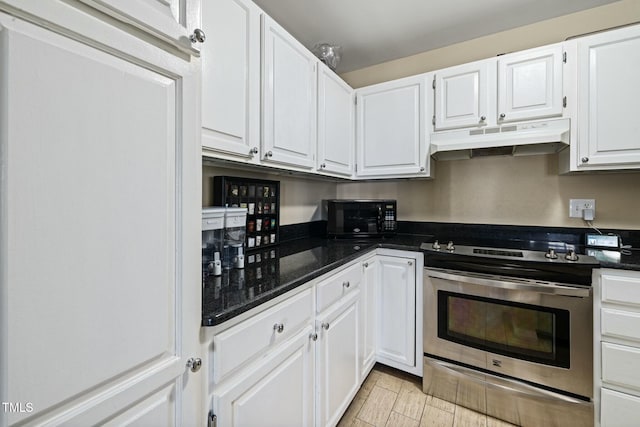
left=252, top=0, right=620, bottom=73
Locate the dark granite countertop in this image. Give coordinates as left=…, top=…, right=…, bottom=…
left=202, top=230, right=640, bottom=327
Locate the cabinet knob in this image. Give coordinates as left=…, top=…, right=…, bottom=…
left=273, top=323, right=284, bottom=333
left=343, top=281, right=350, bottom=289
left=420, top=167, right=425, bottom=172
left=320, top=163, right=326, bottom=169
left=250, top=147, right=259, bottom=155
left=408, top=260, right=413, bottom=266
left=321, top=322, right=330, bottom=330
left=265, top=151, right=273, bottom=158
left=186, top=357, right=202, bottom=373
left=499, top=113, right=506, bottom=119
left=189, top=28, right=206, bottom=44
left=363, top=262, right=369, bottom=268
left=309, top=332, right=318, bottom=341
left=581, top=157, right=589, bottom=163
left=480, top=116, right=486, bottom=122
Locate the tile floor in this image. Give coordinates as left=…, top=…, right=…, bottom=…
left=337, top=364, right=518, bottom=427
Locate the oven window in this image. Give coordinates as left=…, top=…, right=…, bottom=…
left=437, top=291, right=570, bottom=368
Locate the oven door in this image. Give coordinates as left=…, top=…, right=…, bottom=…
left=423, top=268, right=593, bottom=399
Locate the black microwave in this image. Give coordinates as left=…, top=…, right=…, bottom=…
left=325, top=199, right=397, bottom=238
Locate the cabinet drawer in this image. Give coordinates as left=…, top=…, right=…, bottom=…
left=317, top=263, right=362, bottom=313
left=601, top=272, right=640, bottom=307
left=213, top=288, right=313, bottom=383
left=601, top=388, right=640, bottom=426
left=602, top=308, right=640, bottom=343
left=602, top=342, right=640, bottom=393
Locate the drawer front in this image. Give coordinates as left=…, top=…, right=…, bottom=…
left=602, top=342, right=640, bottom=393
left=601, top=388, right=640, bottom=427
left=316, top=262, right=362, bottom=313
left=601, top=272, right=640, bottom=307
left=602, top=308, right=640, bottom=343
left=213, top=288, right=313, bottom=383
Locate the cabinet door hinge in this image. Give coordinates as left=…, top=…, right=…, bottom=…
left=354, top=163, right=358, bottom=172
left=354, top=96, right=357, bottom=106
left=563, top=51, right=567, bottom=63
left=432, top=115, right=436, bottom=126
left=208, top=412, right=217, bottom=427
left=563, top=96, right=567, bottom=108
left=432, top=76, right=436, bottom=90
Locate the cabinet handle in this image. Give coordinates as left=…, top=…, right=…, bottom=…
left=265, top=151, right=273, bottom=158
left=250, top=147, right=259, bottom=155
left=499, top=113, right=506, bottom=119
left=273, top=323, right=284, bottom=333
left=343, top=281, right=350, bottom=289
left=309, top=332, right=318, bottom=341
left=186, top=357, right=202, bottom=373
left=480, top=116, right=486, bottom=122
left=189, top=28, right=206, bottom=44
left=581, top=157, right=589, bottom=163
left=321, top=322, right=330, bottom=330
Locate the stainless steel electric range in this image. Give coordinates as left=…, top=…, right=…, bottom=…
left=421, top=241, right=599, bottom=427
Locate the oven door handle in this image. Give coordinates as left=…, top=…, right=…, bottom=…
left=427, top=269, right=591, bottom=298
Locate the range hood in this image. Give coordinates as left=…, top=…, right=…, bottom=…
left=430, top=118, right=570, bottom=161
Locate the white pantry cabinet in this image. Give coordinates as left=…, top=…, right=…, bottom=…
left=0, top=3, right=202, bottom=426
left=201, top=0, right=262, bottom=163
left=433, top=44, right=564, bottom=130
left=356, top=74, right=431, bottom=178
left=262, top=14, right=317, bottom=170
left=594, top=269, right=640, bottom=427
left=375, top=252, right=421, bottom=375
left=317, top=62, right=355, bottom=177
left=562, top=24, right=640, bottom=172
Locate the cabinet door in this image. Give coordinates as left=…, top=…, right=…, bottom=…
left=601, top=388, right=640, bottom=427
left=317, top=292, right=360, bottom=427
left=0, top=11, right=201, bottom=426
left=201, top=0, right=261, bottom=162
left=317, top=63, right=355, bottom=177
left=262, top=15, right=317, bottom=169
left=356, top=75, right=428, bottom=178
left=376, top=256, right=416, bottom=369
left=360, top=257, right=378, bottom=382
left=434, top=59, right=496, bottom=130
left=575, top=24, right=640, bottom=169
left=498, top=44, right=563, bottom=123
left=213, top=327, right=315, bottom=427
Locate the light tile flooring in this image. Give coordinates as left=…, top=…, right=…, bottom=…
left=338, top=364, right=518, bottom=427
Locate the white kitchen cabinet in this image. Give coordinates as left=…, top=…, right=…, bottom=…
left=317, top=62, right=355, bottom=177
left=433, top=44, right=563, bottom=130
left=316, top=291, right=360, bottom=427
left=262, top=14, right=317, bottom=170
left=564, top=24, right=640, bottom=171
left=375, top=255, right=417, bottom=373
left=0, top=5, right=202, bottom=426
left=201, top=0, right=262, bottom=163
left=594, top=269, right=640, bottom=427
left=360, top=256, right=379, bottom=382
left=213, top=327, right=316, bottom=427
left=356, top=74, right=430, bottom=178
left=434, top=59, right=496, bottom=130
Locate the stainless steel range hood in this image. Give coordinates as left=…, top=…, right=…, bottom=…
left=430, top=118, right=570, bottom=161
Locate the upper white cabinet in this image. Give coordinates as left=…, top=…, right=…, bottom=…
left=563, top=24, right=640, bottom=171
left=433, top=44, right=564, bottom=130
left=434, top=59, right=496, bottom=130
left=317, top=62, right=355, bottom=177
left=0, top=6, right=202, bottom=426
left=201, top=0, right=261, bottom=163
left=356, top=74, right=431, bottom=178
left=262, top=15, right=317, bottom=170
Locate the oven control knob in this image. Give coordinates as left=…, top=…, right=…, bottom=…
left=545, top=249, right=558, bottom=259
left=432, top=240, right=441, bottom=250
left=565, top=249, right=579, bottom=261
left=446, top=241, right=455, bottom=251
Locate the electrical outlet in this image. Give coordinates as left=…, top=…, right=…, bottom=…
left=569, top=199, right=596, bottom=218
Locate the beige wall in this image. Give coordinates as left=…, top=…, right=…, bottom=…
left=203, top=164, right=337, bottom=225
left=341, top=0, right=640, bottom=88
left=335, top=0, right=640, bottom=231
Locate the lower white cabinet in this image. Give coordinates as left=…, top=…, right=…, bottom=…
left=360, top=256, right=379, bottom=382
left=212, top=326, right=316, bottom=427
left=376, top=254, right=418, bottom=373
left=595, top=268, right=640, bottom=427
left=316, top=291, right=360, bottom=427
